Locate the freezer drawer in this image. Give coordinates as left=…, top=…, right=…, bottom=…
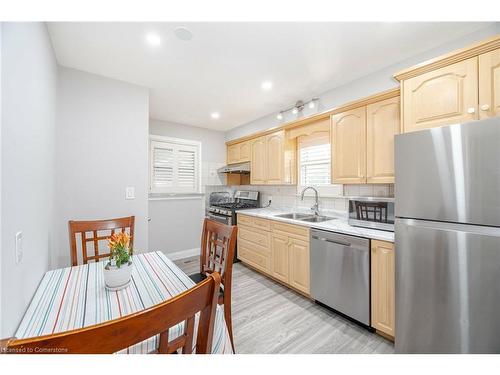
left=310, top=230, right=370, bottom=325
left=396, top=218, right=500, bottom=353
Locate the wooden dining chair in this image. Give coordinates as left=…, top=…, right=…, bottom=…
left=68, top=216, right=135, bottom=266
left=189, top=218, right=237, bottom=352
left=0, top=273, right=221, bottom=354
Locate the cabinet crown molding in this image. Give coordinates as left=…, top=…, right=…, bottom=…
left=226, top=88, right=399, bottom=146
left=394, top=34, right=500, bottom=82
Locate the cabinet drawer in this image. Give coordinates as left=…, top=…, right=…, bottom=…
left=238, top=239, right=270, bottom=273
left=271, top=221, right=309, bottom=240
left=237, top=214, right=253, bottom=227
left=253, top=217, right=271, bottom=231
left=238, top=226, right=271, bottom=249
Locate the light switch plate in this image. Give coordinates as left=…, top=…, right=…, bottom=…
left=15, top=231, right=23, bottom=264
left=125, top=186, right=135, bottom=200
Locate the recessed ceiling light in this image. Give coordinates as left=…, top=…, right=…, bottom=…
left=261, top=81, right=273, bottom=91
left=174, top=26, right=194, bottom=41
left=145, top=33, right=161, bottom=47
left=211, top=112, right=220, bottom=119
left=276, top=112, right=283, bottom=120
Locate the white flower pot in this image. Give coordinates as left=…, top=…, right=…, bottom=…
left=103, top=262, right=133, bottom=291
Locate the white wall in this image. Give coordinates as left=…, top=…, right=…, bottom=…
left=1, top=23, right=58, bottom=336
left=55, top=67, right=149, bottom=268
left=148, top=119, right=226, bottom=257
left=226, top=24, right=500, bottom=141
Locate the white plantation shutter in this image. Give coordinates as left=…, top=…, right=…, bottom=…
left=298, top=132, right=331, bottom=187
left=150, top=137, right=201, bottom=194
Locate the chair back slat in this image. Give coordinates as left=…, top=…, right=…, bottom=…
left=1, top=273, right=221, bottom=354
left=200, top=219, right=237, bottom=286
left=68, top=216, right=135, bottom=266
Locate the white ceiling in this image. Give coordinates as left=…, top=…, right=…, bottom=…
left=48, top=22, right=494, bottom=131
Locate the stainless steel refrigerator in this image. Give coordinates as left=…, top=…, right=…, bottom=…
left=395, top=117, right=500, bottom=354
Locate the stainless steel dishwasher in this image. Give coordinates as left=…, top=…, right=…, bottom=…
left=310, top=229, right=370, bottom=325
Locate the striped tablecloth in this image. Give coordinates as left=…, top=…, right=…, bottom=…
left=15, top=251, right=233, bottom=354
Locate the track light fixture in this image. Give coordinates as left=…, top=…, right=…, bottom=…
left=275, top=97, right=319, bottom=122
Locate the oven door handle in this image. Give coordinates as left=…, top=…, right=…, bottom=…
left=207, top=212, right=232, bottom=224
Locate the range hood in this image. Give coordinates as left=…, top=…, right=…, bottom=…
left=217, top=162, right=250, bottom=174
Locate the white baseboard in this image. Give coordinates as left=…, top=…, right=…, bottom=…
left=165, top=248, right=200, bottom=261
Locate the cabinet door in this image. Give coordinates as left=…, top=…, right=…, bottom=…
left=266, top=131, right=284, bottom=184
left=479, top=49, right=500, bottom=119
left=227, top=144, right=240, bottom=164
left=288, top=238, right=310, bottom=295
left=239, top=140, right=251, bottom=162
left=271, top=233, right=289, bottom=284
left=402, top=57, right=478, bottom=133
left=371, top=240, right=395, bottom=338
left=250, top=137, right=267, bottom=185
left=331, top=107, right=367, bottom=184
left=366, top=97, right=400, bottom=184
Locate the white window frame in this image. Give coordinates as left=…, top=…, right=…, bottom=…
left=149, top=135, right=202, bottom=195
left=296, top=131, right=343, bottom=198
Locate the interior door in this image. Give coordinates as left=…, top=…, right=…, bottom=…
left=479, top=48, right=500, bottom=119
left=331, top=107, right=367, bottom=184
left=402, top=57, right=478, bottom=132
left=366, top=97, right=400, bottom=184
left=396, top=218, right=500, bottom=353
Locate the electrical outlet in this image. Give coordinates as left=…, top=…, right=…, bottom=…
left=268, top=196, right=273, bottom=202
left=125, top=186, right=135, bottom=200
left=15, top=231, right=23, bottom=264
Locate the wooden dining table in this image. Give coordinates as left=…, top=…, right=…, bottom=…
left=15, top=251, right=233, bottom=354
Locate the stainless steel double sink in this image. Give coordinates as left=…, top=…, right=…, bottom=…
left=274, top=213, right=337, bottom=223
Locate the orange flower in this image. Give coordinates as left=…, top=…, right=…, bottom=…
left=108, top=232, right=131, bottom=250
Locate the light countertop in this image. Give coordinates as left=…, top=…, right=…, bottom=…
left=236, top=208, right=394, bottom=242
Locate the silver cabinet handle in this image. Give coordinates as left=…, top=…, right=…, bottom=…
left=467, top=107, right=476, bottom=114
left=312, top=236, right=351, bottom=247
left=480, top=104, right=490, bottom=111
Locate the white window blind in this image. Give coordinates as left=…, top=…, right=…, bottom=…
left=150, top=137, right=201, bottom=194
left=298, top=132, right=331, bottom=187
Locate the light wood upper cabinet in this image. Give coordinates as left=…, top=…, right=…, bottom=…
left=271, top=233, right=289, bottom=284
left=266, top=131, right=284, bottom=184
left=366, top=96, right=400, bottom=184
left=227, top=140, right=250, bottom=164
left=402, top=57, right=479, bottom=133
left=250, top=136, right=267, bottom=185
left=288, top=238, right=310, bottom=294
left=331, top=107, right=367, bottom=184
left=239, top=140, right=251, bottom=161
left=248, top=130, right=295, bottom=185
left=479, top=49, right=500, bottom=119
left=371, top=240, right=395, bottom=338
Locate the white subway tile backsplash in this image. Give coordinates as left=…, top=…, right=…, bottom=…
left=205, top=182, right=393, bottom=215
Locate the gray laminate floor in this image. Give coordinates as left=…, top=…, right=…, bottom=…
left=174, top=256, right=394, bottom=354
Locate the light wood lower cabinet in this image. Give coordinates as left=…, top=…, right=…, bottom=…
left=237, top=214, right=310, bottom=295
left=371, top=239, right=395, bottom=338
left=288, top=238, right=310, bottom=294
left=270, top=233, right=289, bottom=283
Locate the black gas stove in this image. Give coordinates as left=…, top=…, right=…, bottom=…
left=206, top=190, right=259, bottom=226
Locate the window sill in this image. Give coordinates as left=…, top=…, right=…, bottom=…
left=149, top=193, right=204, bottom=201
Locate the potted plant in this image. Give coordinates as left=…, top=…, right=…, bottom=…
left=103, top=232, right=134, bottom=291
